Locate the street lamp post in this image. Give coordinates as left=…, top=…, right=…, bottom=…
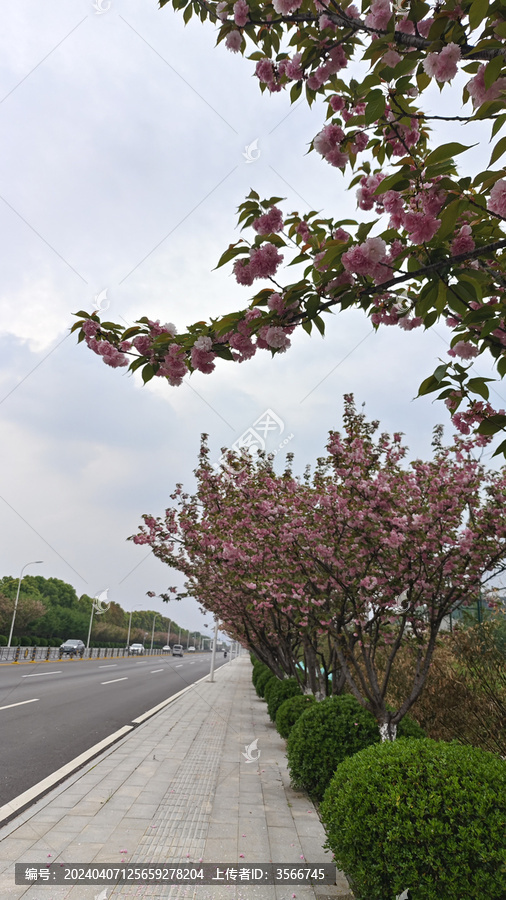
left=209, top=619, right=219, bottom=683
left=150, top=614, right=158, bottom=652
left=126, top=610, right=133, bottom=648
left=166, top=619, right=171, bottom=647
left=7, top=561, right=43, bottom=649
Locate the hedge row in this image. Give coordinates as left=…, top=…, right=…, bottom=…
left=250, top=658, right=506, bottom=899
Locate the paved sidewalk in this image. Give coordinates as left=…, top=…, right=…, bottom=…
left=0, top=657, right=353, bottom=900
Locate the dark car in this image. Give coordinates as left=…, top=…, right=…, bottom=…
left=60, top=639, right=85, bottom=657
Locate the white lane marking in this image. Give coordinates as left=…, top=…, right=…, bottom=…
left=100, top=677, right=128, bottom=685
left=134, top=661, right=146, bottom=665
left=22, top=671, right=62, bottom=678
left=99, top=664, right=117, bottom=668
left=150, top=669, right=164, bottom=673
left=0, top=698, right=39, bottom=712
left=190, top=662, right=195, bottom=665
left=175, top=664, right=183, bottom=668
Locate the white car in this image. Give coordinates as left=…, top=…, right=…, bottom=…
left=129, top=643, right=144, bottom=654
left=162, top=645, right=171, bottom=652
left=172, top=644, right=184, bottom=657
left=187, top=646, right=196, bottom=652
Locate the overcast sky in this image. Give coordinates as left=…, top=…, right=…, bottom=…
left=1, top=1, right=504, bottom=638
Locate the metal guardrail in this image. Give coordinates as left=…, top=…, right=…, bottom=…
left=0, top=646, right=179, bottom=663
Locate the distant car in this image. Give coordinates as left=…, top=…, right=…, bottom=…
left=129, top=643, right=144, bottom=654
left=60, top=639, right=85, bottom=657
left=187, top=646, right=196, bottom=652
left=162, top=645, right=171, bottom=652
left=172, top=644, right=184, bottom=657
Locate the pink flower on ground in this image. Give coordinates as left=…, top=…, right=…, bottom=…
left=450, top=224, right=475, bottom=256
left=252, top=206, right=284, bottom=234
left=423, top=43, right=461, bottom=83
left=488, top=179, right=506, bottom=217
left=447, top=341, right=479, bottom=360
left=225, top=30, right=242, bottom=53
left=233, top=0, right=249, bottom=26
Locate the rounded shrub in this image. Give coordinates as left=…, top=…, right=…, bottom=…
left=256, top=670, right=277, bottom=699
left=286, top=694, right=381, bottom=800
left=266, top=677, right=302, bottom=722
left=0, top=635, right=7, bottom=646
left=320, top=738, right=506, bottom=900
left=252, top=661, right=270, bottom=690
left=276, top=694, right=316, bottom=738
left=262, top=675, right=281, bottom=704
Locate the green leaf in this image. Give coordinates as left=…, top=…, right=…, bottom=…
left=489, top=135, right=506, bottom=166
left=215, top=244, right=248, bottom=269
left=302, top=319, right=313, bottom=335
left=484, top=55, right=504, bottom=91
left=365, top=90, right=386, bottom=125
left=466, top=377, right=490, bottom=400
left=425, top=143, right=473, bottom=166
left=477, top=414, right=506, bottom=436
left=313, top=315, right=326, bottom=336
left=468, top=0, right=490, bottom=30
left=491, top=438, right=506, bottom=459
left=290, top=81, right=302, bottom=103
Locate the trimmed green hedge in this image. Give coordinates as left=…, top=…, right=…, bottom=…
left=266, top=678, right=302, bottom=722
left=286, top=695, right=380, bottom=800
left=276, top=694, right=316, bottom=738
left=255, top=669, right=277, bottom=698
left=320, top=739, right=506, bottom=900
left=286, top=695, right=425, bottom=801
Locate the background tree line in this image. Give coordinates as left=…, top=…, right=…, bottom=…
left=0, top=575, right=198, bottom=647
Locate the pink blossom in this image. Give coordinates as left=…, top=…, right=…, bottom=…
left=225, top=30, right=242, bottom=53
left=398, top=315, right=423, bottom=331
left=132, top=335, right=152, bottom=355
left=346, top=4, right=360, bottom=18
left=447, top=341, right=479, bottom=360
left=82, top=318, right=99, bottom=338
left=488, top=179, right=506, bottom=218
left=382, top=49, right=402, bottom=67
left=158, top=344, right=189, bottom=386
left=256, top=58, right=276, bottom=85
left=342, top=237, right=389, bottom=282
left=92, top=340, right=129, bottom=368
left=327, top=46, right=347, bottom=74
left=267, top=292, right=285, bottom=313
left=467, top=64, right=506, bottom=108
left=423, top=43, right=461, bottom=83
left=296, top=220, right=311, bottom=242
left=285, top=53, right=303, bottom=81
left=216, top=1, right=229, bottom=20
left=329, top=94, right=346, bottom=113
left=250, top=243, right=283, bottom=278
left=417, top=18, right=434, bottom=37
left=233, top=258, right=254, bottom=285
left=233, top=0, right=249, bottom=26
left=450, top=224, right=475, bottom=256
left=365, top=0, right=392, bottom=30
left=263, top=326, right=291, bottom=350
left=314, top=123, right=345, bottom=157
left=356, top=173, right=385, bottom=211
left=253, top=206, right=284, bottom=234
left=272, top=0, right=302, bottom=12
left=402, top=211, right=441, bottom=244
left=229, top=332, right=256, bottom=361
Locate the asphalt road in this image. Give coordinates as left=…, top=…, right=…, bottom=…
left=0, top=652, right=227, bottom=807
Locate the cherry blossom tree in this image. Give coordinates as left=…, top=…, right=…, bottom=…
left=72, top=0, right=506, bottom=453
left=130, top=395, right=506, bottom=738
